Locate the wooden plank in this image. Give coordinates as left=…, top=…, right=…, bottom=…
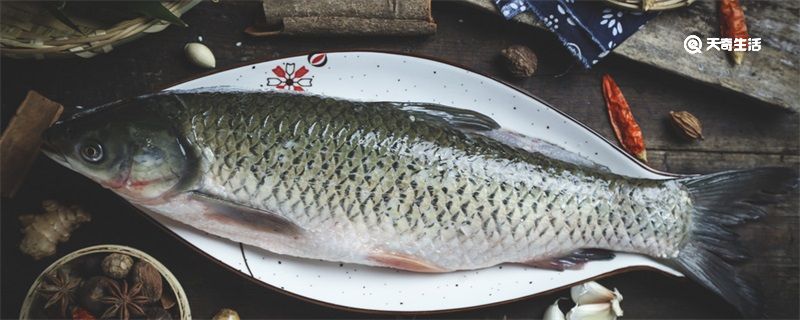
left=646, top=149, right=799, bottom=173
left=0, top=2, right=796, bottom=319
left=0, top=91, right=63, bottom=198
left=461, top=0, right=800, bottom=112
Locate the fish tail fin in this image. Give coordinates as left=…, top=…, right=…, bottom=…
left=673, top=167, right=797, bottom=317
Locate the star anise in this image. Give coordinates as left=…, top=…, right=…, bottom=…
left=38, top=268, right=81, bottom=317
left=99, top=280, right=149, bottom=320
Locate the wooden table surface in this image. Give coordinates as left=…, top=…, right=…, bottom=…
left=2, top=2, right=797, bottom=319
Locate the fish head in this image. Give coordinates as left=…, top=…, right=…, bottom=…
left=42, top=97, right=192, bottom=203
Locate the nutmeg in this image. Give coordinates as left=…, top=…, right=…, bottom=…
left=500, top=45, right=538, bottom=78
left=212, top=308, right=240, bottom=320
left=129, top=261, right=163, bottom=302
left=101, top=253, right=133, bottom=279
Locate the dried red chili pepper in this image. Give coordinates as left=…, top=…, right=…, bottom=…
left=719, top=0, right=749, bottom=65
left=601, top=74, right=647, bottom=163
left=72, top=307, right=96, bottom=320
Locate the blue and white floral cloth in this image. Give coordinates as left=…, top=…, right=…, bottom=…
left=494, top=0, right=657, bottom=68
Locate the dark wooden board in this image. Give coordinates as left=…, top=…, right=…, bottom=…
left=1, top=2, right=797, bottom=319
left=463, top=0, right=800, bottom=112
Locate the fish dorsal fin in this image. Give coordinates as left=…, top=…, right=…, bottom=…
left=189, top=191, right=302, bottom=236
left=386, top=102, right=500, bottom=131
left=387, top=102, right=608, bottom=172
left=479, top=129, right=611, bottom=172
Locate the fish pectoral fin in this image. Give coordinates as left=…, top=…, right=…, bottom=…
left=385, top=102, right=501, bottom=131
left=189, top=191, right=302, bottom=236
left=523, top=249, right=615, bottom=271
left=368, top=251, right=448, bottom=273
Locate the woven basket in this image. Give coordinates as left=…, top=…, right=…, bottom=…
left=20, top=244, right=191, bottom=319
left=605, top=0, right=695, bottom=11
left=0, top=1, right=200, bottom=59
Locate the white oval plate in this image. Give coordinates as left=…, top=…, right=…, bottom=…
left=156, top=51, right=683, bottom=313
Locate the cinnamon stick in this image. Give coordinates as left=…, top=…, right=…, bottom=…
left=252, top=0, right=435, bottom=37
left=0, top=91, right=63, bottom=198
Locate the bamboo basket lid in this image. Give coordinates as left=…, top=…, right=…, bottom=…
left=20, top=244, right=191, bottom=319
left=605, top=0, right=695, bottom=11
left=1, top=1, right=200, bottom=59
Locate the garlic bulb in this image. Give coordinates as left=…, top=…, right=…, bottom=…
left=570, top=281, right=622, bottom=305
left=185, top=42, right=216, bottom=69
left=543, top=299, right=566, bottom=320
left=566, top=303, right=616, bottom=320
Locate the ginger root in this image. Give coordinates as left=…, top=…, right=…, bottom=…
left=19, top=200, right=91, bottom=260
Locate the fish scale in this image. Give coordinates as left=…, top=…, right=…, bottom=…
left=43, top=92, right=790, bottom=315
left=66, top=91, right=698, bottom=270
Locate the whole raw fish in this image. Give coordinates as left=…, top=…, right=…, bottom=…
left=42, top=91, right=794, bottom=316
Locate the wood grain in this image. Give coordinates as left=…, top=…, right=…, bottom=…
left=0, top=91, right=63, bottom=198
left=462, top=0, right=800, bottom=112
left=0, top=2, right=796, bottom=319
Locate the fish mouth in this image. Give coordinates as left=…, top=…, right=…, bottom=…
left=40, top=131, right=70, bottom=168
left=105, top=165, right=132, bottom=190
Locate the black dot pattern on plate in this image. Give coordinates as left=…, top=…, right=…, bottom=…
left=183, top=54, right=645, bottom=311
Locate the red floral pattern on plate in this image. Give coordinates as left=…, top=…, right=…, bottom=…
left=266, top=63, right=312, bottom=91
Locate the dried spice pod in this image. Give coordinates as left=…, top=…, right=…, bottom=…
left=669, top=111, right=704, bottom=140
left=212, top=308, right=241, bottom=320
left=500, top=45, right=538, bottom=78
left=99, top=280, right=149, bottom=320
left=37, top=268, right=81, bottom=317
left=102, top=253, right=134, bottom=279
left=601, top=74, right=647, bottom=162
left=719, top=0, right=749, bottom=65
left=145, top=306, right=173, bottom=320
left=79, top=254, right=103, bottom=277
left=129, top=261, right=163, bottom=302
left=160, top=292, right=176, bottom=310
left=78, top=276, right=115, bottom=315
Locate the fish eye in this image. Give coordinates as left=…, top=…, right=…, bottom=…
left=80, top=142, right=104, bottom=163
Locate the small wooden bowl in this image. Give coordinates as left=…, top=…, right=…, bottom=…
left=605, top=0, right=695, bottom=11
left=20, top=244, right=191, bottom=319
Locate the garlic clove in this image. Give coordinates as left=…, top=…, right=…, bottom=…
left=610, top=288, right=623, bottom=317
left=543, top=299, right=566, bottom=320
left=185, top=42, right=216, bottom=69
left=566, top=303, right=617, bottom=320
left=571, top=281, right=616, bottom=305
